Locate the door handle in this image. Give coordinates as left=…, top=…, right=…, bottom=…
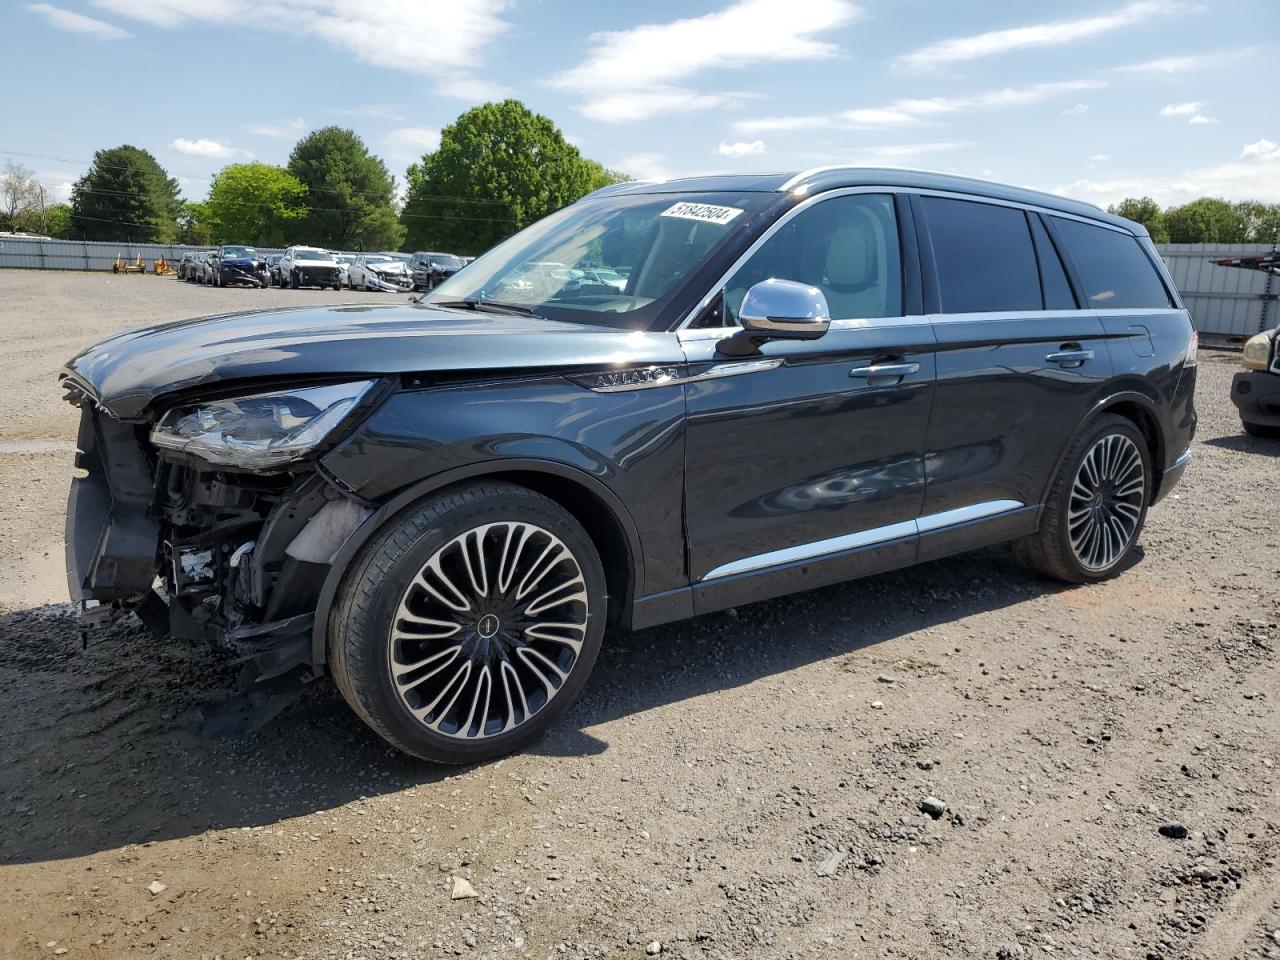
left=849, top=362, right=920, bottom=380
left=1045, top=349, right=1094, bottom=367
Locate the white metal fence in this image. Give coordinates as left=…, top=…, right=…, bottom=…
left=1155, top=243, right=1277, bottom=343
left=0, top=236, right=284, bottom=272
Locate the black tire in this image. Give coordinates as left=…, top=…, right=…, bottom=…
left=329, top=481, right=607, bottom=764
left=1015, top=414, right=1151, bottom=584
left=1243, top=421, right=1280, bottom=439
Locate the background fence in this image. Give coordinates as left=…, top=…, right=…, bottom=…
left=1154, top=243, right=1276, bottom=345
left=0, top=236, right=284, bottom=272
left=2, top=236, right=1275, bottom=344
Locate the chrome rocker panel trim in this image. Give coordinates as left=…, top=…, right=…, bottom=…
left=702, top=499, right=1026, bottom=580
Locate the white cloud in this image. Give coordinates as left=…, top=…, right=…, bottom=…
left=1062, top=103, right=1090, bottom=116
left=1112, top=53, right=1206, bottom=74
left=1241, top=139, right=1279, bottom=160
left=615, top=153, right=679, bottom=182
left=717, top=140, right=765, bottom=158
left=383, top=127, right=442, bottom=165
left=171, top=138, right=249, bottom=159
left=1160, top=101, right=1213, bottom=124
left=733, top=79, right=1104, bottom=134
left=1089, top=153, right=1110, bottom=162
left=1054, top=139, right=1280, bottom=206
left=896, top=1, right=1177, bottom=70
left=433, top=76, right=512, bottom=101
left=29, top=2, right=130, bottom=39
left=550, top=0, right=860, bottom=122
left=89, top=0, right=510, bottom=96
left=246, top=118, right=306, bottom=139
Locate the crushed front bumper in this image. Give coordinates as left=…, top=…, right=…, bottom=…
left=294, top=267, right=340, bottom=287
left=365, top=271, right=414, bottom=292
left=219, top=262, right=268, bottom=286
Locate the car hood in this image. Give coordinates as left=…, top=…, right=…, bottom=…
left=63, top=303, right=682, bottom=419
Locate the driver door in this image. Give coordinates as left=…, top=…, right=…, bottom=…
left=681, top=191, right=937, bottom=612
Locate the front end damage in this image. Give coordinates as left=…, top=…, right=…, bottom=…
left=218, top=259, right=268, bottom=287
left=64, top=380, right=369, bottom=687
left=364, top=267, right=414, bottom=292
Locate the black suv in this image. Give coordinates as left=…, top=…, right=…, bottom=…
left=60, top=169, right=1196, bottom=763
left=209, top=244, right=269, bottom=288
left=409, top=250, right=465, bottom=291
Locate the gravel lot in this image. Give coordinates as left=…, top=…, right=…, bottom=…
left=1, top=269, right=1277, bottom=960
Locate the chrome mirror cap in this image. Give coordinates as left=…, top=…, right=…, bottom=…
left=738, top=279, right=831, bottom=338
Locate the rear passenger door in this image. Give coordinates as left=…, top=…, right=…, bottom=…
left=914, top=195, right=1113, bottom=558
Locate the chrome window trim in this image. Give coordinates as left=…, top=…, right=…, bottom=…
left=677, top=185, right=908, bottom=331
left=585, top=357, right=783, bottom=392
left=701, top=499, right=1027, bottom=581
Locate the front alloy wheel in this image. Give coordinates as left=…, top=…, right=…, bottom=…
left=330, top=482, right=606, bottom=763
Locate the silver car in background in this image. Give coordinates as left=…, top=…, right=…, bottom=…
left=347, top=254, right=414, bottom=292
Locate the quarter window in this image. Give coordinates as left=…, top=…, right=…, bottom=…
left=1029, top=214, right=1077, bottom=310
left=723, top=194, right=902, bottom=324
left=1050, top=217, right=1172, bottom=309
left=923, top=197, right=1041, bottom=313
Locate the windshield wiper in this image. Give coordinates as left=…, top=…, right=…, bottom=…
left=431, top=298, right=543, bottom=318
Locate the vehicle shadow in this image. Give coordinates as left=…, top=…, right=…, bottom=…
left=0, top=548, right=1060, bottom=866
left=1202, top=433, right=1280, bottom=455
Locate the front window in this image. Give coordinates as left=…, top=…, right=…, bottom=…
left=363, top=255, right=393, bottom=265
left=295, top=248, right=333, bottom=262
left=423, top=191, right=784, bottom=330
left=429, top=254, right=464, bottom=269
left=220, top=246, right=257, bottom=259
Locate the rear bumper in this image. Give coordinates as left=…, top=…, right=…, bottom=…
left=1232, top=369, right=1280, bottom=427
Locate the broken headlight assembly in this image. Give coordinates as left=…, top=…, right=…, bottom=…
left=150, top=380, right=375, bottom=470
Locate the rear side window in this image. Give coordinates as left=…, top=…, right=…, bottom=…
left=1050, top=217, right=1172, bottom=308
left=1029, top=214, right=1077, bottom=309
left=922, top=197, right=1041, bottom=313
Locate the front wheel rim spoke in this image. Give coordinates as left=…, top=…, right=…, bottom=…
left=390, top=519, right=588, bottom=741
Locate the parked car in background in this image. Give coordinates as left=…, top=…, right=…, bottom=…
left=332, top=253, right=354, bottom=288
left=210, top=245, right=269, bottom=288
left=265, top=254, right=284, bottom=286
left=1233, top=326, right=1280, bottom=437
left=176, top=252, right=198, bottom=281
left=197, top=252, right=216, bottom=285
left=409, top=251, right=465, bottom=291
left=59, top=168, right=1196, bottom=764
left=279, top=246, right=341, bottom=290
left=348, top=254, right=414, bottom=292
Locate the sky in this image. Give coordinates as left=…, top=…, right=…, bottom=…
left=3, top=0, right=1277, bottom=212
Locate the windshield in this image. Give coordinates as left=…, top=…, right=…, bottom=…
left=221, top=246, right=257, bottom=258
left=423, top=191, right=782, bottom=330
left=363, top=255, right=393, bottom=264
left=429, top=254, right=464, bottom=268
left=295, top=248, right=333, bottom=261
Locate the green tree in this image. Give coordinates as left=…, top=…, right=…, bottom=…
left=400, top=100, right=626, bottom=255
left=1108, top=197, right=1169, bottom=243
left=287, top=127, right=403, bottom=250
left=204, top=162, right=306, bottom=245
left=1163, top=197, right=1244, bottom=244
left=177, top=201, right=213, bottom=245
left=70, top=145, right=181, bottom=241
left=44, top=203, right=73, bottom=238
left=1231, top=200, right=1280, bottom=243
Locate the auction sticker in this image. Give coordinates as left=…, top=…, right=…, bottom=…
left=660, top=202, right=744, bottom=226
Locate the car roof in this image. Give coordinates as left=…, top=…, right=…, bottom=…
left=583, top=166, right=1142, bottom=235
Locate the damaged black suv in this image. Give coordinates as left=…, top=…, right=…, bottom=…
left=62, top=169, right=1197, bottom=763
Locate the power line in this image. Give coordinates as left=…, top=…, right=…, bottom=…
left=56, top=181, right=517, bottom=224
left=2, top=147, right=514, bottom=207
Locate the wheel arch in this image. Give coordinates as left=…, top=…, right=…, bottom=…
left=311, top=459, right=644, bottom=666
left=1041, top=389, right=1167, bottom=506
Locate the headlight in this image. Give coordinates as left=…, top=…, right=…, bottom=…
left=151, top=380, right=375, bottom=470
left=1242, top=332, right=1274, bottom=371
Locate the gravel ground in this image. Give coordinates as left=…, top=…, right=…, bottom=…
left=0, top=269, right=1277, bottom=960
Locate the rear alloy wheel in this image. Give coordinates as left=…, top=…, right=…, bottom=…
left=1016, top=414, right=1150, bottom=583
left=330, top=482, right=606, bottom=763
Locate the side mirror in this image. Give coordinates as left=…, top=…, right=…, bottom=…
left=717, top=279, right=831, bottom=356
